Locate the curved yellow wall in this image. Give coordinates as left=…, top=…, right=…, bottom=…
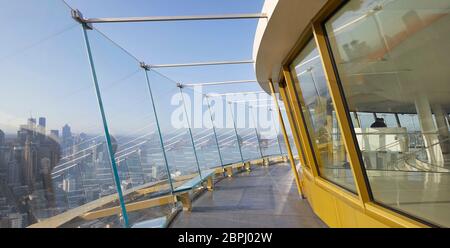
left=300, top=169, right=426, bottom=228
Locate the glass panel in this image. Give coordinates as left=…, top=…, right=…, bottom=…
left=325, top=0, right=450, bottom=226
left=350, top=112, right=360, bottom=128
left=376, top=113, right=398, bottom=127
left=86, top=29, right=175, bottom=226
left=277, top=123, right=289, bottom=156
left=200, top=81, right=267, bottom=164
left=208, top=97, right=243, bottom=165
left=272, top=101, right=289, bottom=156
left=0, top=0, right=121, bottom=227
left=290, top=39, right=357, bottom=193
left=280, top=103, right=299, bottom=158
left=447, top=114, right=450, bottom=132
left=279, top=90, right=309, bottom=169
left=398, top=114, right=421, bottom=131
left=146, top=71, right=201, bottom=186
left=181, top=88, right=222, bottom=173
left=269, top=106, right=285, bottom=156
left=251, top=104, right=283, bottom=157
left=233, top=102, right=262, bottom=161
left=357, top=112, right=375, bottom=129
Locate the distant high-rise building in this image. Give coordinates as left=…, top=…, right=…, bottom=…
left=62, top=124, right=71, bottom=139
left=23, top=136, right=38, bottom=190
left=0, top=129, right=4, bottom=145
left=7, top=160, right=22, bottom=186
left=62, top=124, right=73, bottom=149
left=36, top=117, right=47, bottom=141
left=38, top=117, right=46, bottom=128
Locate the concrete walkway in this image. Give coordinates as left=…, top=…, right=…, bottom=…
left=170, top=162, right=327, bottom=228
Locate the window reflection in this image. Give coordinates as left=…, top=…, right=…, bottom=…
left=325, top=0, right=450, bottom=226
left=290, top=39, right=358, bottom=193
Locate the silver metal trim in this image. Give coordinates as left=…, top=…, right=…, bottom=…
left=84, top=13, right=268, bottom=24
left=183, top=80, right=257, bottom=87
left=150, top=60, right=254, bottom=68
left=206, top=91, right=266, bottom=97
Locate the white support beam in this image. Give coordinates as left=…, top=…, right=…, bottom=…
left=232, top=98, right=276, bottom=103
left=150, top=60, right=254, bottom=68
left=183, top=80, right=257, bottom=87
left=84, top=13, right=268, bottom=24
left=206, top=91, right=266, bottom=97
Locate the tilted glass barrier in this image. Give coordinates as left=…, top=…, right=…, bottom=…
left=145, top=71, right=201, bottom=187
left=85, top=29, right=175, bottom=226
left=325, top=0, right=450, bottom=226
left=180, top=87, right=223, bottom=174
left=207, top=96, right=244, bottom=165
left=240, top=127, right=263, bottom=162
left=231, top=101, right=263, bottom=161
left=0, top=0, right=122, bottom=228
left=201, top=82, right=267, bottom=164
left=250, top=104, right=283, bottom=157
left=290, top=38, right=358, bottom=193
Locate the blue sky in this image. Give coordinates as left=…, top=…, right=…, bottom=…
left=0, top=0, right=266, bottom=135
left=65, top=0, right=264, bottom=84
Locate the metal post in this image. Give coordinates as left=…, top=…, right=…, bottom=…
left=205, top=96, right=225, bottom=169
left=395, top=113, right=402, bottom=128
left=249, top=105, right=264, bottom=159
left=80, top=25, right=129, bottom=228
left=178, top=86, right=203, bottom=179
left=353, top=112, right=361, bottom=128
left=142, top=67, right=174, bottom=193
left=269, top=80, right=304, bottom=198
left=228, top=102, right=245, bottom=164
left=270, top=107, right=284, bottom=155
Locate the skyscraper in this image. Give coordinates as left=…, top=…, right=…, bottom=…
left=37, top=117, right=47, bottom=142
left=62, top=124, right=73, bottom=150
left=0, top=129, right=4, bottom=145
left=23, top=136, right=38, bottom=190
left=62, top=124, right=71, bottom=139
left=38, top=118, right=46, bottom=128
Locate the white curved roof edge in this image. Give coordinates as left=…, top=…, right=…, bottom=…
left=253, top=0, right=328, bottom=93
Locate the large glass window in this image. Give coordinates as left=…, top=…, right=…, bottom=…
left=356, top=112, right=375, bottom=128
left=280, top=83, right=310, bottom=169
left=290, top=39, right=357, bottom=193
left=376, top=113, right=398, bottom=127
left=325, top=0, right=450, bottom=226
